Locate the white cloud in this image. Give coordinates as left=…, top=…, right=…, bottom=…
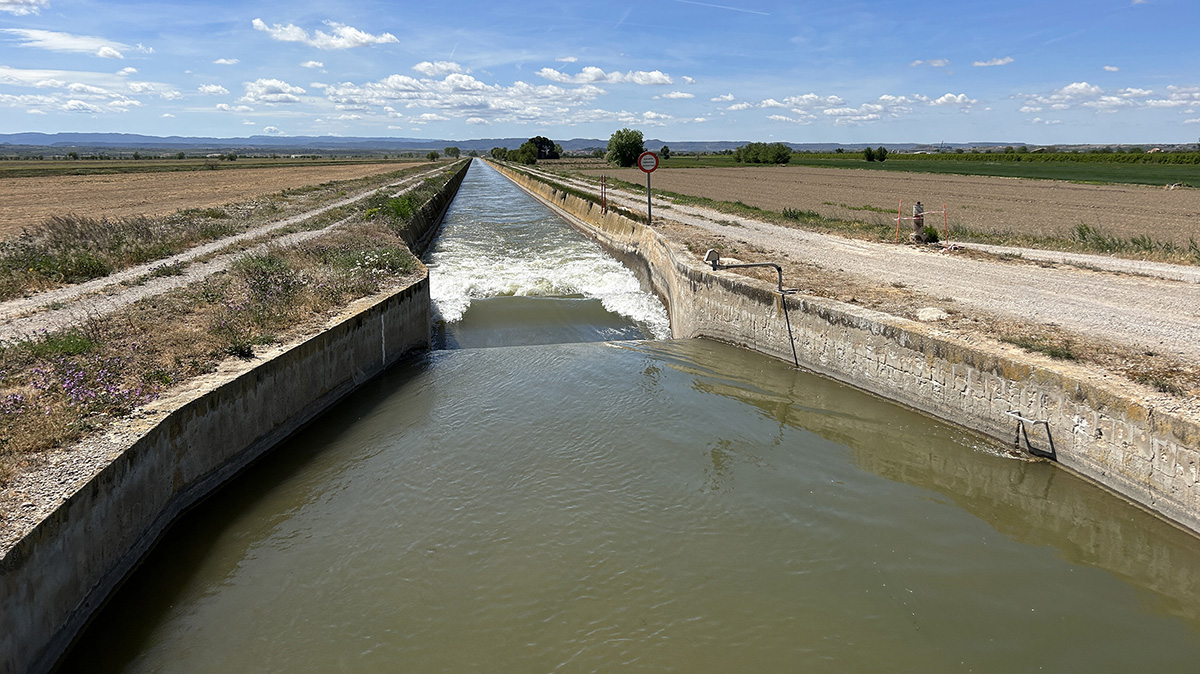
left=556, top=56, right=578, bottom=63
left=251, top=18, right=399, bottom=50
left=240, top=78, right=305, bottom=104
left=413, top=61, right=465, bottom=77
left=931, top=92, right=977, bottom=108
left=214, top=58, right=239, bottom=65
left=1031, top=117, right=1063, bottom=125
left=117, top=67, right=137, bottom=76
left=537, top=66, right=672, bottom=85
left=263, top=126, right=282, bottom=134
left=782, top=93, right=845, bottom=111
left=682, top=76, right=696, bottom=85
left=412, top=112, right=449, bottom=123
left=301, top=60, right=324, bottom=69
left=657, top=91, right=694, bottom=99
left=216, top=103, right=254, bottom=112
left=2, top=28, right=136, bottom=59
left=911, top=58, right=950, bottom=67
left=466, top=117, right=489, bottom=125
left=759, top=98, right=785, bottom=108
left=161, top=112, right=174, bottom=118
left=319, top=72, right=605, bottom=126
left=973, top=56, right=1014, bottom=67
left=198, top=84, right=229, bottom=95
left=821, top=95, right=920, bottom=126
left=711, top=93, right=735, bottom=102
left=1103, top=65, right=1120, bottom=72
left=727, top=102, right=752, bottom=111
left=0, top=0, right=49, bottom=15
left=767, top=113, right=814, bottom=125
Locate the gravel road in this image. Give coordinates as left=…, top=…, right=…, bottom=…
left=535, top=167, right=1200, bottom=363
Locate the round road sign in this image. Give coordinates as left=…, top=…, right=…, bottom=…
left=638, top=151, right=659, bottom=173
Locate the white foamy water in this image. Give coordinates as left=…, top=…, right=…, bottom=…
left=427, top=161, right=670, bottom=339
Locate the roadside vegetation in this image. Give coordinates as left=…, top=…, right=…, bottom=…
left=0, top=163, right=466, bottom=486
left=0, top=163, right=439, bottom=301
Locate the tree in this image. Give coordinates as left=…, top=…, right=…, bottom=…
left=468, top=149, right=479, bottom=157
left=660, top=145, right=670, bottom=160
left=503, top=141, right=537, bottom=164
left=606, top=127, right=644, bottom=167
left=176, top=152, right=186, bottom=159
left=875, top=146, right=888, bottom=162
left=863, top=147, right=876, bottom=162
left=491, top=147, right=506, bottom=160
left=444, top=146, right=461, bottom=158
left=732, top=142, right=791, bottom=164
left=427, top=151, right=440, bottom=161
left=527, top=136, right=560, bottom=160
left=591, top=148, right=605, bottom=159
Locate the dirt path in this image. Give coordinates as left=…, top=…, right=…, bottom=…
left=0, top=165, right=447, bottom=343
left=537, top=167, right=1200, bottom=364
left=0, top=163, right=420, bottom=239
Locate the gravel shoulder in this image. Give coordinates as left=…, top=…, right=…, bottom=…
left=534, top=166, right=1200, bottom=378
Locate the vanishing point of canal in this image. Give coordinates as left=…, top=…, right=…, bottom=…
left=63, top=161, right=1200, bottom=672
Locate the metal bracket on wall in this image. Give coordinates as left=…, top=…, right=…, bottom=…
left=1005, top=411, right=1057, bottom=460
left=704, top=249, right=799, bottom=367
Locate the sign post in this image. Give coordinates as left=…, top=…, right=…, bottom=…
left=638, top=151, right=659, bottom=224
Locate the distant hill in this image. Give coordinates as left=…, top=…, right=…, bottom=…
left=0, top=132, right=1025, bottom=155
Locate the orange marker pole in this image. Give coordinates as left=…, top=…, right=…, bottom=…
left=943, top=203, right=948, bottom=243
left=895, top=199, right=902, bottom=243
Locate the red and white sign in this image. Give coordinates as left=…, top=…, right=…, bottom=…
left=637, top=151, right=659, bottom=173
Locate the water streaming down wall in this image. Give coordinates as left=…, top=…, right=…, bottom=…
left=425, top=160, right=668, bottom=349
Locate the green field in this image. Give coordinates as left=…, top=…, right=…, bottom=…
left=654, top=153, right=1200, bottom=186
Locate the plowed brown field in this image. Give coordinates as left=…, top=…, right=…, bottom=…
left=585, top=166, right=1200, bottom=246
left=0, top=163, right=421, bottom=238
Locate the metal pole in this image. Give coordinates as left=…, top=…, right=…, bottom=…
left=646, top=172, right=652, bottom=224
left=943, top=203, right=948, bottom=243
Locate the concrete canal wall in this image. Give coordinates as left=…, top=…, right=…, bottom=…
left=490, top=160, right=1200, bottom=538
left=0, top=161, right=468, bottom=674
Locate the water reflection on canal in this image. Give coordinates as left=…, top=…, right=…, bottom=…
left=62, top=162, right=1200, bottom=673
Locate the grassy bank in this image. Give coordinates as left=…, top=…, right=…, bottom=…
left=0, top=164, right=464, bottom=485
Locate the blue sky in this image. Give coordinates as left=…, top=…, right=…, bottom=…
left=1, top=0, right=1197, bottom=144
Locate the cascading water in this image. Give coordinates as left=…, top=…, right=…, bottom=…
left=427, top=160, right=668, bottom=349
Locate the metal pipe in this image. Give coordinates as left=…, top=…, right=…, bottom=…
left=704, top=249, right=784, bottom=292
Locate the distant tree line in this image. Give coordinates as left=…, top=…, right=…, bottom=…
left=733, top=142, right=792, bottom=164
left=863, top=146, right=888, bottom=162
left=489, top=136, right=564, bottom=165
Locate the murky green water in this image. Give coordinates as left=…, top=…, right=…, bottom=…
left=62, top=162, right=1200, bottom=672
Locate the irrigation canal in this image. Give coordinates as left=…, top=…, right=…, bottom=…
left=63, top=161, right=1200, bottom=672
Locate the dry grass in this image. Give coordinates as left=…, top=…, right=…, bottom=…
left=580, top=165, right=1200, bottom=262
left=0, top=167, right=458, bottom=486
left=0, top=164, right=435, bottom=301
left=0, top=162, right=426, bottom=238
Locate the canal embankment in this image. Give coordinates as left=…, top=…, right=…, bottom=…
left=488, top=159, right=1200, bottom=537
left=0, top=161, right=468, bottom=674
